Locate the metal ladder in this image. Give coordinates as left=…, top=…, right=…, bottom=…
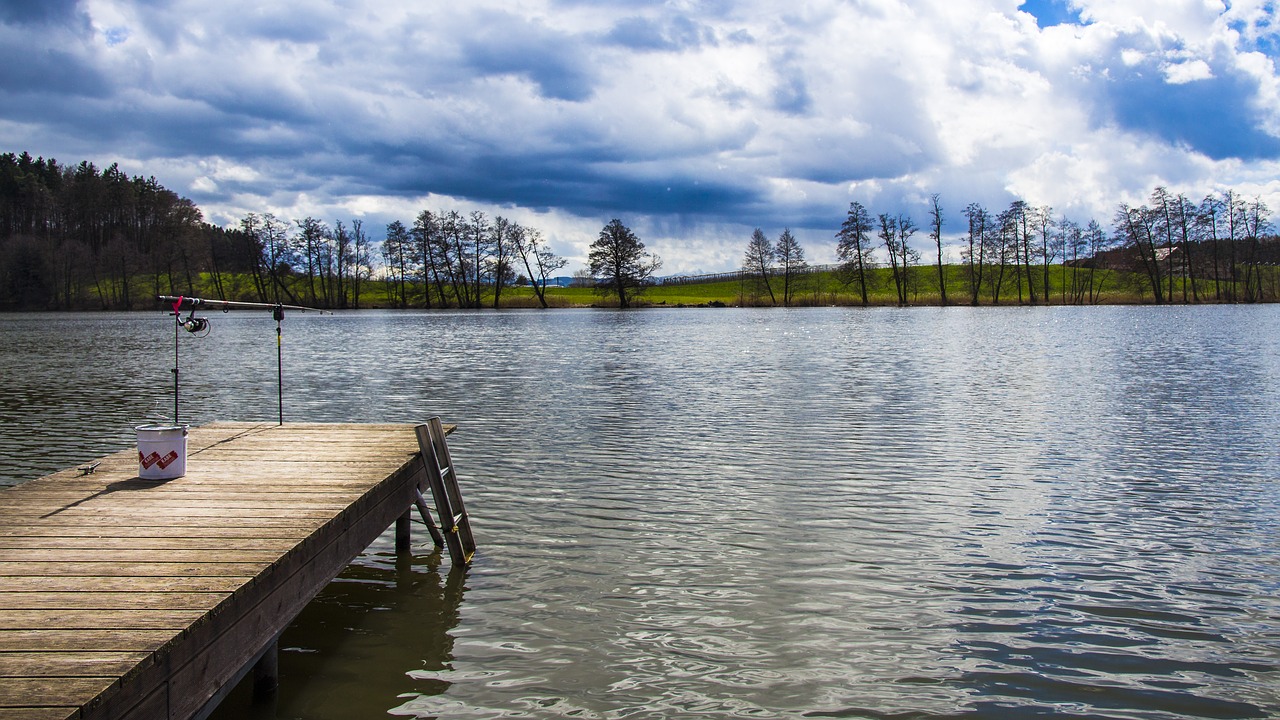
left=414, top=417, right=476, bottom=567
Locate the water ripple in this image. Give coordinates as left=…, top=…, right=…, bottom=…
left=4, top=307, right=1280, bottom=719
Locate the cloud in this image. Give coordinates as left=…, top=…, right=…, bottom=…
left=605, top=15, right=718, bottom=52
left=0, top=0, right=84, bottom=26
left=2, top=0, right=1279, bottom=272
left=460, top=11, right=597, bottom=102
left=1164, top=59, right=1213, bottom=83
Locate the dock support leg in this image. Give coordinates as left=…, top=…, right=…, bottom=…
left=252, top=638, right=279, bottom=701
left=396, top=508, right=412, bottom=554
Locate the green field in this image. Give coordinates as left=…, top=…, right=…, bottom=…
left=119, top=263, right=1268, bottom=311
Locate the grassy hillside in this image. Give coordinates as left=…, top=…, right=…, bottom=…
left=121, top=263, right=1254, bottom=310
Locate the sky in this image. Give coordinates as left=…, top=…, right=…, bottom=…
left=3, top=0, right=1280, bottom=273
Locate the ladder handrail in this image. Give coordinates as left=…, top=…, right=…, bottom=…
left=415, top=417, right=476, bottom=566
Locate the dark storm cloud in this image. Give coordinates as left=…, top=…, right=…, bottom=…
left=460, top=14, right=596, bottom=101
left=0, top=1, right=101, bottom=96
left=0, top=43, right=110, bottom=96
left=0, top=0, right=82, bottom=26
left=331, top=139, right=765, bottom=220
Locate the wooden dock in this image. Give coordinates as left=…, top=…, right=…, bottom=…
left=0, top=421, right=456, bottom=720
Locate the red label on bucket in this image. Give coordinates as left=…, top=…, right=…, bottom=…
left=140, top=450, right=181, bottom=473
left=140, top=450, right=180, bottom=470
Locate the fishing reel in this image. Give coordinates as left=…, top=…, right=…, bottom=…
left=178, top=310, right=210, bottom=336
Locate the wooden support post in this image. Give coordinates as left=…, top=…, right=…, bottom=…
left=415, top=488, right=446, bottom=548
left=252, top=637, right=279, bottom=701
left=396, top=508, right=412, bottom=554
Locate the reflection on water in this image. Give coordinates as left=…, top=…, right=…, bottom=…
left=2, top=306, right=1279, bottom=719
left=214, top=545, right=467, bottom=720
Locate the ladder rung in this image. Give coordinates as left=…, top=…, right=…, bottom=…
left=415, top=418, right=474, bottom=566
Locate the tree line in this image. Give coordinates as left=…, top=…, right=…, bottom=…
left=0, top=152, right=209, bottom=309
left=4, top=150, right=1278, bottom=310
left=740, top=187, right=1280, bottom=306
left=378, top=210, right=565, bottom=309
left=0, top=151, right=569, bottom=310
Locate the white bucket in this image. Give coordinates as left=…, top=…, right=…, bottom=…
left=136, top=424, right=189, bottom=480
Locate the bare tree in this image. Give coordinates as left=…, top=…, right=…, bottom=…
left=962, top=203, right=989, bottom=305
left=1084, top=219, right=1111, bottom=304
left=989, top=208, right=1017, bottom=305
left=383, top=220, right=412, bottom=308
left=1115, top=202, right=1165, bottom=303
left=1197, top=195, right=1224, bottom=301
left=837, top=202, right=876, bottom=306
left=514, top=225, right=567, bottom=308
left=742, top=228, right=777, bottom=305
left=775, top=228, right=806, bottom=306
left=351, top=219, right=371, bottom=308
left=466, top=211, right=491, bottom=308
left=1061, top=217, right=1083, bottom=304
left=881, top=213, right=917, bottom=306
left=490, top=215, right=516, bottom=309
left=929, top=194, right=947, bottom=305
left=1241, top=197, right=1271, bottom=301
left=1150, top=187, right=1181, bottom=303
left=1038, top=206, right=1057, bottom=302
left=332, top=220, right=351, bottom=308
left=1006, top=201, right=1038, bottom=304
left=261, top=213, right=297, bottom=305
left=295, top=216, right=328, bottom=306
left=897, top=214, right=921, bottom=303
left=1170, top=192, right=1198, bottom=302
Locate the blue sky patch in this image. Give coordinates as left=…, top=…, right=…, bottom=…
left=1019, top=0, right=1084, bottom=28
left=1106, top=60, right=1280, bottom=161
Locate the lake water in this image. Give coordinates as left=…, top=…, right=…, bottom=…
left=1, top=306, right=1278, bottom=719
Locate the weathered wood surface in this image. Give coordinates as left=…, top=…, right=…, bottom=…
left=0, top=422, right=441, bottom=720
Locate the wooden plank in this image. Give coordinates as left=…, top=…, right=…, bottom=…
left=0, top=678, right=116, bottom=708
left=0, top=517, right=329, bottom=530
left=0, top=652, right=150, bottom=677
left=0, top=502, right=350, bottom=517
left=0, top=562, right=267, bottom=577
left=0, top=537, right=301, bottom=551
left=0, top=609, right=207, bottom=631
left=0, top=630, right=175, bottom=652
left=0, top=549, right=288, bottom=563
left=0, top=421, right=446, bottom=720
left=0, top=577, right=249, bottom=593
left=0, top=592, right=230, bottom=611
left=4, top=490, right=367, bottom=503
left=0, top=527, right=307, bottom=541
left=0, top=707, right=77, bottom=720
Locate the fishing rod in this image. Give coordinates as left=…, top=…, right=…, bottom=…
left=156, top=295, right=330, bottom=426
left=162, top=296, right=330, bottom=314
